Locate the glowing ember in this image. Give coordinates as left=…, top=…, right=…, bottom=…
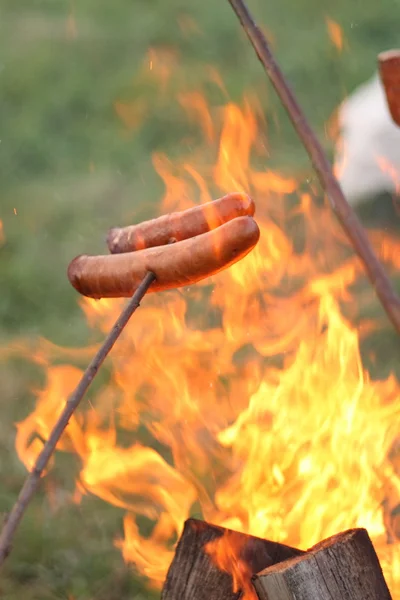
left=13, top=71, right=400, bottom=597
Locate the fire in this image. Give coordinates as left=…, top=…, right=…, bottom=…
left=215, top=294, right=399, bottom=546
left=376, top=155, right=400, bottom=197
left=11, top=68, right=400, bottom=597
left=179, top=92, right=215, bottom=143
left=0, top=219, right=4, bottom=246
left=206, top=531, right=258, bottom=600
left=325, top=17, right=345, bottom=53
left=214, top=102, right=258, bottom=193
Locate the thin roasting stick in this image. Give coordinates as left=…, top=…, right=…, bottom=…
left=0, top=271, right=156, bottom=568
left=226, top=0, right=400, bottom=334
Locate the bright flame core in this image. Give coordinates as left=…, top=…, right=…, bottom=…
left=13, top=67, right=400, bottom=596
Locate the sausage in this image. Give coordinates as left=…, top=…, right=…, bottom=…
left=68, top=216, right=260, bottom=299
left=379, top=50, right=400, bottom=127
left=107, top=192, right=255, bottom=253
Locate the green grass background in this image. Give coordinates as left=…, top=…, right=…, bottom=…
left=0, top=0, right=399, bottom=597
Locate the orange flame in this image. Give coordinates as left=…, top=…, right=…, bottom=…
left=325, top=17, right=345, bottom=52
left=376, top=155, right=400, bottom=197
left=206, top=531, right=258, bottom=600
left=214, top=101, right=258, bottom=193
left=12, top=69, right=400, bottom=598
left=0, top=220, right=4, bottom=246
left=179, top=92, right=215, bottom=143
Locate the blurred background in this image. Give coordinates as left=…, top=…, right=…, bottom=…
left=0, top=0, right=399, bottom=598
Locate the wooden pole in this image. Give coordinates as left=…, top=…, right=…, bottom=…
left=225, top=0, right=400, bottom=335
left=253, top=528, right=392, bottom=600
left=0, top=271, right=156, bottom=568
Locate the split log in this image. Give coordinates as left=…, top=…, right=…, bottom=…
left=253, top=528, right=392, bottom=600
left=161, top=518, right=303, bottom=600
left=379, top=50, right=400, bottom=127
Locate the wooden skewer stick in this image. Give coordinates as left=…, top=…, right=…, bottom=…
left=0, top=271, right=156, bottom=568
left=379, top=50, right=400, bottom=127
left=226, top=0, right=400, bottom=334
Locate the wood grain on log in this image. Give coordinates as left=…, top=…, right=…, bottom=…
left=161, top=518, right=303, bottom=600
left=253, top=528, right=392, bottom=600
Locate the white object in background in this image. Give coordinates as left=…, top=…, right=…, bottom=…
left=335, top=74, right=400, bottom=205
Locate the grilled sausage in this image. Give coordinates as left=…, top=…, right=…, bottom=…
left=107, top=192, right=255, bottom=253
left=379, top=50, right=400, bottom=127
left=68, top=216, right=260, bottom=299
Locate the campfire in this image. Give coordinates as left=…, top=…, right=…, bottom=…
left=2, top=2, right=400, bottom=598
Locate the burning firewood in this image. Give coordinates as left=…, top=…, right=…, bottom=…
left=379, top=50, right=400, bottom=128
left=161, top=518, right=303, bottom=600
left=253, top=528, right=392, bottom=600
left=163, top=522, right=392, bottom=600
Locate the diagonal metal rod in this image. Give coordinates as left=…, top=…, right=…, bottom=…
left=227, top=0, right=400, bottom=334
left=0, top=270, right=156, bottom=568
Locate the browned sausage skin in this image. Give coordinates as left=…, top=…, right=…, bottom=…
left=68, top=216, right=260, bottom=299
left=107, top=192, right=255, bottom=253
left=378, top=50, right=400, bottom=127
